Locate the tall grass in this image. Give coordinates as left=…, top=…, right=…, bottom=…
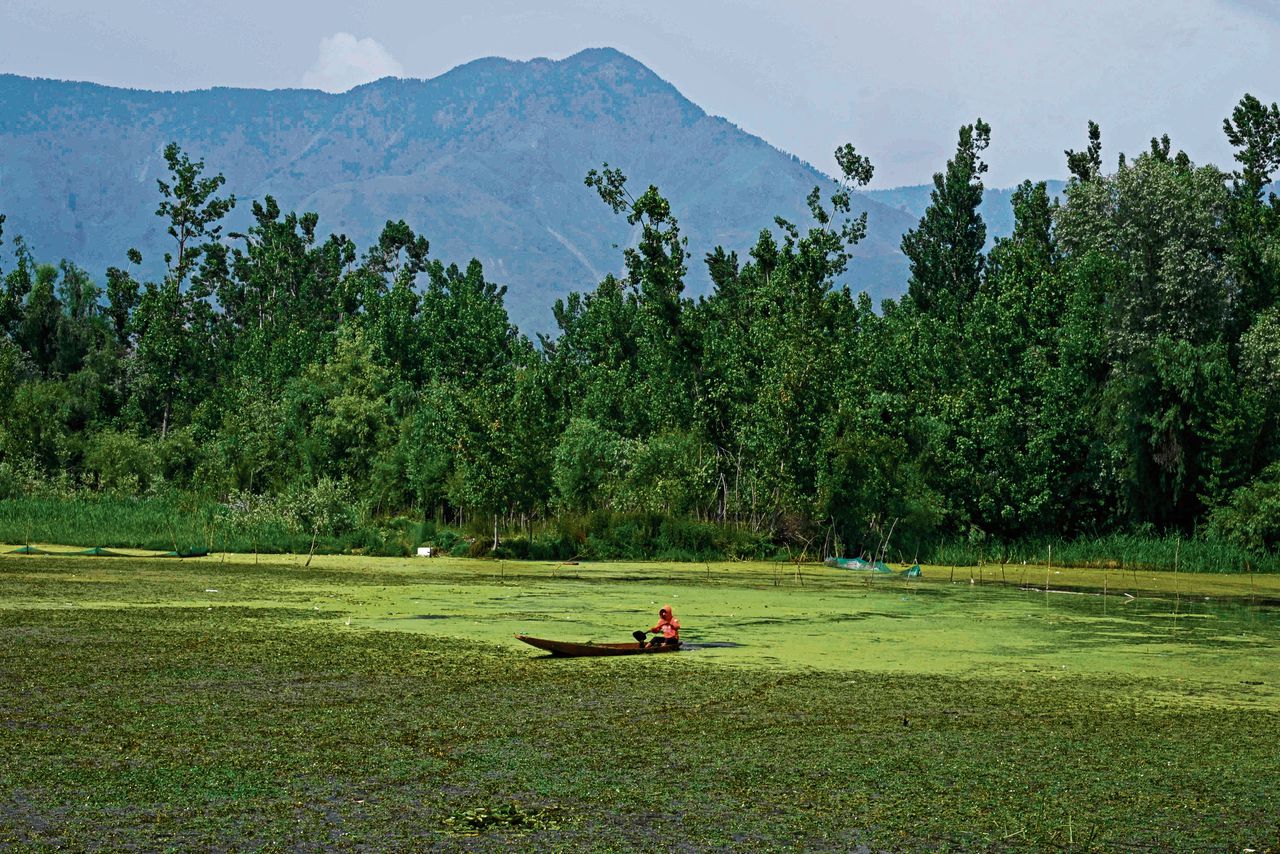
left=0, top=496, right=418, bottom=556
left=926, top=532, right=1279, bottom=574
left=2, top=494, right=1276, bottom=571
left=0, top=496, right=210, bottom=551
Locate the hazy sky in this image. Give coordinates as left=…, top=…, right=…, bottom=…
left=2, top=0, right=1276, bottom=187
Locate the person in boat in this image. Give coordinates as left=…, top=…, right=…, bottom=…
left=633, top=605, right=680, bottom=648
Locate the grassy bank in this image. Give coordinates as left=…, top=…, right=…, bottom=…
left=1, top=555, right=1278, bottom=850
left=2, top=494, right=1278, bottom=572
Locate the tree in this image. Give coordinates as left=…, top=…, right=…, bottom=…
left=1056, top=143, right=1237, bottom=529
left=1065, top=121, right=1103, bottom=183
left=284, top=477, right=356, bottom=567
left=1222, top=94, right=1280, bottom=321
left=1056, top=143, right=1233, bottom=353
left=417, top=257, right=520, bottom=387
left=131, top=144, right=235, bottom=437
left=901, top=119, right=992, bottom=322
left=449, top=362, right=553, bottom=551
left=689, top=143, right=877, bottom=536
left=104, top=251, right=142, bottom=348
left=287, top=328, right=397, bottom=485
left=18, top=263, right=61, bottom=375
left=352, top=219, right=431, bottom=380
left=1222, top=94, right=1280, bottom=202
left=156, top=142, right=236, bottom=287
left=221, top=197, right=357, bottom=390
left=584, top=166, right=695, bottom=433
left=544, top=276, right=645, bottom=436
left=552, top=418, right=625, bottom=513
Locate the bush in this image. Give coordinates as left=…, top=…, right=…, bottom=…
left=527, top=540, right=560, bottom=561
left=654, top=548, right=698, bottom=562
left=1207, top=464, right=1280, bottom=553
left=82, top=430, right=158, bottom=494
left=429, top=528, right=462, bottom=553
left=656, top=516, right=717, bottom=558
left=0, top=459, right=42, bottom=500
left=500, top=537, right=531, bottom=559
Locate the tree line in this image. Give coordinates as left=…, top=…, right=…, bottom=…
left=2, top=95, right=1279, bottom=562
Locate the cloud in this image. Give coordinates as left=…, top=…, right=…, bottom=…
left=302, top=33, right=403, bottom=92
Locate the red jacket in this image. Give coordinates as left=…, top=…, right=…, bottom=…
left=650, top=605, right=680, bottom=639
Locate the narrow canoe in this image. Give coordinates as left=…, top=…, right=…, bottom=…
left=515, top=635, right=681, bottom=657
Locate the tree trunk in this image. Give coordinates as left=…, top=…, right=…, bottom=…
left=493, top=513, right=500, bottom=552
left=306, top=528, right=317, bottom=567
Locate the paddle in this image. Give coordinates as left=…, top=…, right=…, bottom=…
left=632, top=630, right=647, bottom=648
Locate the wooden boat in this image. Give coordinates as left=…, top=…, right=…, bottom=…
left=515, top=635, right=681, bottom=657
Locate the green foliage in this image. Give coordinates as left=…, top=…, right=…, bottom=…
left=901, top=118, right=991, bottom=321
left=443, top=803, right=562, bottom=836
left=155, top=142, right=236, bottom=286
left=1207, top=462, right=1280, bottom=552
left=611, top=431, right=714, bottom=517
left=3, top=102, right=1280, bottom=566
left=551, top=418, right=624, bottom=512
left=82, top=430, right=159, bottom=494
left=1064, top=120, right=1103, bottom=183
left=281, top=477, right=359, bottom=564
left=215, top=490, right=285, bottom=555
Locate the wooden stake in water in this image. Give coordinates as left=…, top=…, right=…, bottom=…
left=1173, top=537, right=1181, bottom=627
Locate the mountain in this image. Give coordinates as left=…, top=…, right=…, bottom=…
left=0, top=49, right=1079, bottom=334
left=0, top=49, right=928, bottom=336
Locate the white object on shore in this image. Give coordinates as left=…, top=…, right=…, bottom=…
left=416, top=546, right=433, bottom=557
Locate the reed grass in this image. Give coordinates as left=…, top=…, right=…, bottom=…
left=0, top=496, right=321, bottom=555
left=0, top=495, right=1275, bottom=571
left=927, top=532, right=1279, bottom=573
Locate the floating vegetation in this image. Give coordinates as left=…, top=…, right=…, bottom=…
left=442, top=803, right=563, bottom=835
left=0, top=555, right=1277, bottom=850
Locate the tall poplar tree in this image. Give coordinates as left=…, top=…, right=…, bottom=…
left=901, top=119, right=992, bottom=323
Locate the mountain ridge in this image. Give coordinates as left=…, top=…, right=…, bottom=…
left=0, top=49, right=1027, bottom=334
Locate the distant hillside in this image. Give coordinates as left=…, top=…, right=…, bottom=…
left=0, top=49, right=925, bottom=335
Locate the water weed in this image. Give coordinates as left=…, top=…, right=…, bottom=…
left=0, top=555, right=1277, bottom=850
